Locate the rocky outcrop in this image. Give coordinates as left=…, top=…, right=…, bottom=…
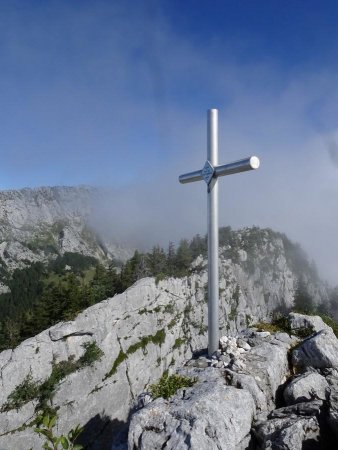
left=128, top=368, right=256, bottom=450
left=0, top=186, right=132, bottom=273
left=289, top=312, right=331, bottom=333
left=292, top=329, right=338, bottom=369
left=0, top=217, right=332, bottom=449
left=129, top=314, right=338, bottom=450
left=128, top=329, right=293, bottom=450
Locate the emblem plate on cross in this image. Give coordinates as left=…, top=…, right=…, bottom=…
left=201, top=160, right=214, bottom=185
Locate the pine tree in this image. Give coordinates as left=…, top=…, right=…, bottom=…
left=167, top=241, right=176, bottom=276
left=146, top=246, right=167, bottom=276
left=175, top=239, right=192, bottom=277
left=294, top=278, right=315, bottom=314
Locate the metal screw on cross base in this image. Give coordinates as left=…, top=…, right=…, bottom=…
left=179, top=109, right=260, bottom=356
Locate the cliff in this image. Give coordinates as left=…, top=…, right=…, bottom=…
left=0, top=230, right=330, bottom=448
left=0, top=186, right=132, bottom=278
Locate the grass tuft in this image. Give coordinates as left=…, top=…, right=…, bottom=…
left=150, top=372, right=196, bottom=400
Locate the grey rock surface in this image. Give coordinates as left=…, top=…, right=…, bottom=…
left=289, top=312, right=331, bottom=333
left=283, top=372, right=329, bottom=405
left=325, top=370, right=338, bottom=439
left=292, top=329, right=338, bottom=369
left=225, top=336, right=290, bottom=411
left=0, top=186, right=133, bottom=274
left=254, top=400, right=324, bottom=449
left=128, top=368, right=256, bottom=450
left=255, top=415, right=320, bottom=450
left=0, top=214, right=332, bottom=449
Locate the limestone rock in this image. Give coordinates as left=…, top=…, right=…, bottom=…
left=255, top=415, right=320, bottom=449
left=324, top=370, right=338, bottom=439
left=128, top=368, right=256, bottom=450
left=292, top=329, right=338, bottom=369
left=289, top=312, right=331, bottom=333
left=283, top=371, right=329, bottom=405
left=254, top=401, right=323, bottom=449
left=49, top=321, right=94, bottom=341
left=0, top=186, right=133, bottom=273
left=226, top=335, right=291, bottom=411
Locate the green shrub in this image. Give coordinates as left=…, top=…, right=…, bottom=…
left=105, top=330, right=166, bottom=379
left=3, top=342, right=104, bottom=414
left=33, top=414, right=83, bottom=450
left=254, top=315, right=314, bottom=339
left=1, top=374, right=39, bottom=411
left=104, top=350, right=127, bottom=378
left=173, top=338, right=186, bottom=349
left=78, top=342, right=104, bottom=367
left=315, top=314, right=338, bottom=338
left=155, top=273, right=166, bottom=285
left=150, top=372, right=196, bottom=400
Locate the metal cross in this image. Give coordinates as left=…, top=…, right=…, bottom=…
left=179, top=109, right=260, bottom=356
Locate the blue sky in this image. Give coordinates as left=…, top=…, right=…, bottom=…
left=1, top=0, right=338, bottom=282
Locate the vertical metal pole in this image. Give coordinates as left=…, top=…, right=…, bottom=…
left=207, top=109, right=219, bottom=356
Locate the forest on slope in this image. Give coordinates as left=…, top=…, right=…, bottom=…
left=0, top=226, right=336, bottom=351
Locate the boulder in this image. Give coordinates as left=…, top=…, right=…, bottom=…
left=289, top=312, right=331, bottom=333
left=324, top=370, right=338, bottom=439
left=283, top=371, right=329, bottom=405
left=255, top=415, right=320, bottom=450
left=254, top=401, right=323, bottom=449
left=292, top=329, right=338, bottom=369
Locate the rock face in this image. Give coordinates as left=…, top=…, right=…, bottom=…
left=0, top=210, right=332, bottom=449
left=129, top=314, right=338, bottom=450
left=0, top=186, right=133, bottom=274
left=0, top=258, right=332, bottom=450
left=128, top=368, right=256, bottom=450
left=0, top=189, right=330, bottom=312
left=129, top=330, right=293, bottom=450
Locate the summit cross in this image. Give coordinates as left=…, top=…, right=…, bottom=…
left=179, top=109, right=260, bottom=356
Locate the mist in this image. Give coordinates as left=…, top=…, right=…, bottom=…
left=1, top=1, right=338, bottom=285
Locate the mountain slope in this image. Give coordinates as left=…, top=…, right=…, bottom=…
left=0, top=185, right=132, bottom=277
left=0, top=226, right=331, bottom=449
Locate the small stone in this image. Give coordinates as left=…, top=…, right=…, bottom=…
left=137, top=393, right=153, bottom=408
left=237, top=338, right=251, bottom=351
left=256, top=331, right=270, bottom=338
left=219, top=336, right=228, bottom=350
left=220, top=355, right=231, bottom=364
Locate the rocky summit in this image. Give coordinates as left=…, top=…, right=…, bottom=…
left=0, top=264, right=335, bottom=450
left=129, top=314, right=338, bottom=450
left=0, top=191, right=335, bottom=449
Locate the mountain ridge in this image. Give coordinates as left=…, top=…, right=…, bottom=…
left=0, top=185, right=133, bottom=276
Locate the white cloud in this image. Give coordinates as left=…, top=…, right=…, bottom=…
left=1, top=1, right=338, bottom=284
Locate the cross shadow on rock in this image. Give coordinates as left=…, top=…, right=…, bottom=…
left=75, top=414, right=128, bottom=450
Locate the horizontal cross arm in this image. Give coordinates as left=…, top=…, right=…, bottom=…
left=178, top=155, right=260, bottom=184
left=179, top=169, right=203, bottom=184
left=215, top=156, right=260, bottom=178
